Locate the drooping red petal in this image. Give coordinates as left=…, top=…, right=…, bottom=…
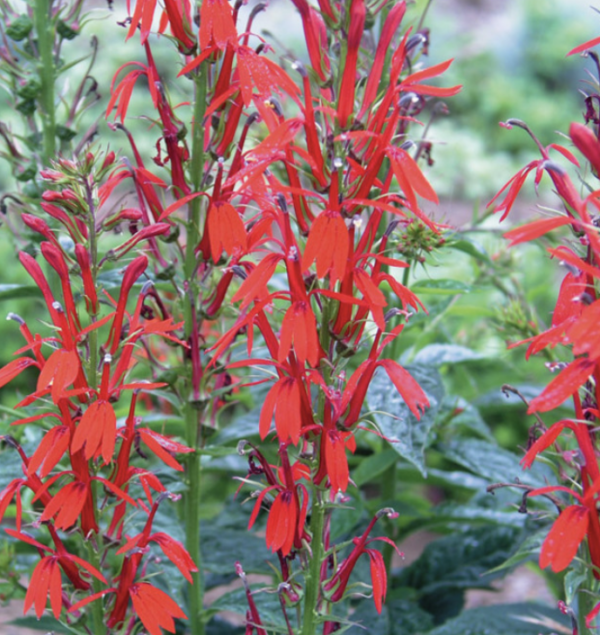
left=540, top=505, right=589, bottom=572
left=37, top=349, right=80, bottom=404
left=266, top=490, right=297, bottom=555
left=528, top=358, right=596, bottom=413
left=504, top=216, right=572, bottom=247
left=28, top=425, right=70, bottom=478
left=378, top=360, right=430, bottom=419
left=303, top=210, right=349, bottom=282
left=0, top=357, right=37, bottom=389
left=208, top=201, right=247, bottom=263
left=367, top=548, right=387, bottom=614
left=71, top=400, right=116, bottom=464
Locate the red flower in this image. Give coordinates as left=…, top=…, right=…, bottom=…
left=130, top=583, right=188, bottom=635
left=324, top=509, right=401, bottom=613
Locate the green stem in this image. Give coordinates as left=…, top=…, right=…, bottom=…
left=33, top=0, right=56, bottom=164
left=381, top=463, right=397, bottom=574
left=83, top=181, right=105, bottom=635
left=184, top=63, right=208, bottom=635
left=87, top=542, right=107, bottom=635
left=578, top=586, right=596, bottom=635
left=302, top=487, right=326, bottom=635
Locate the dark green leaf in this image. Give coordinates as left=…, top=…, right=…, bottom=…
left=348, top=598, right=434, bottom=634
left=397, top=525, right=523, bottom=596
left=425, top=603, right=570, bottom=635
left=9, top=616, right=80, bottom=634
left=436, top=439, right=539, bottom=484
left=368, top=365, right=445, bottom=476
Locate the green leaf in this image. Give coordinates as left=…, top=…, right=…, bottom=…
left=412, top=344, right=484, bottom=366
left=212, top=409, right=261, bottom=444
left=352, top=449, right=398, bottom=487
left=9, top=616, right=81, bottom=634
left=425, top=603, right=570, bottom=635
left=0, top=284, right=42, bottom=300
left=410, top=279, right=472, bottom=295
left=449, top=237, right=492, bottom=264
left=398, top=525, right=523, bottom=595
left=348, top=598, right=434, bottom=634
left=397, top=526, right=524, bottom=624
left=439, top=398, right=494, bottom=441
left=436, top=439, right=538, bottom=484
left=368, top=364, right=445, bottom=476
left=485, top=528, right=548, bottom=575
left=206, top=618, right=244, bottom=635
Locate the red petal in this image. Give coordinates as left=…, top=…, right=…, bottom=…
left=528, top=358, right=595, bottom=413
left=567, top=36, right=600, bottom=56
left=504, top=216, right=572, bottom=247
left=540, top=505, right=588, bottom=572
left=378, top=360, right=430, bottom=419
left=367, top=549, right=387, bottom=613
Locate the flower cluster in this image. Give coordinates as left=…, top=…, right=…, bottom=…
left=0, top=0, right=458, bottom=631
left=492, top=35, right=600, bottom=631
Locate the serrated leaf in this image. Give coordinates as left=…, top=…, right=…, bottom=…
left=440, top=398, right=494, bottom=441
left=412, top=344, right=484, bottom=366
left=368, top=365, right=445, bottom=476
left=436, top=439, right=542, bottom=484
left=410, top=279, right=472, bottom=295
left=425, top=603, right=570, bottom=635
left=348, top=598, right=434, bottom=634
left=397, top=525, right=523, bottom=596
left=212, top=409, right=261, bottom=444
left=485, top=528, right=548, bottom=575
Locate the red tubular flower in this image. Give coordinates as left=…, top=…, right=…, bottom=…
left=75, top=244, right=98, bottom=314
left=71, top=356, right=116, bottom=464
left=207, top=201, right=247, bottom=263
left=107, top=255, right=149, bottom=354
left=278, top=301, right=319, bottom=367
left=324, top=509, right=401, bottom=612
left=359, top=1, right=406, bottom=118
left=337, top=0, right=366, bottom=129
left=199, top=0, right=237, bottom=50
left=7, top=530, right=106, bottom=619
left=130, top=583, right=188, bottom=635
left=289, top=0, right=330, bottom=81
left=40, top=242, right=81, bottom=333
left=303, top=209, right=349, bottom=283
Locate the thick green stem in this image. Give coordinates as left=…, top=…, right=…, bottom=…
left=302, top=487, right=326, bottom=635
left=87, top=542, right=107, bottom=635
left=33, top=0, right=56, bottom=163
left=84, top=182, right=106, bottom=635
left=578, top=587, right=596, bottom=635
left=184, top=64, right=208, bottom=635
